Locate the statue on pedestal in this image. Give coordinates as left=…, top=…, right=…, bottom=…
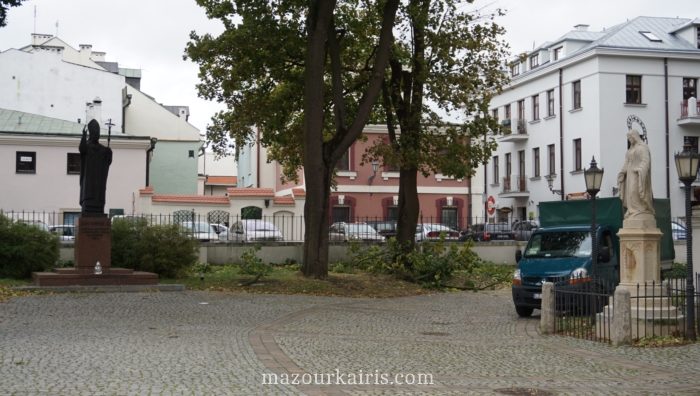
left=617, top=129, right=654, bottom=223
left=79, top=119, right=112, bottom=214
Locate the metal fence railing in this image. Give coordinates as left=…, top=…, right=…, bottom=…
left=553, top=274, right=699, bottom=343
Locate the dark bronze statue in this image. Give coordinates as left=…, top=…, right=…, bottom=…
left=79, top=119, right=112, bottom=214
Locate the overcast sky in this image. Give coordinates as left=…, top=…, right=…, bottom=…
left=0, top=0, right=697, bottom=135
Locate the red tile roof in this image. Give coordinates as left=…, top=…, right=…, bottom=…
left=292, top=188, right=306, bottom=197
left=273, top=195, right=295, bottom=205
left=226, top=188, right=275, bottom=197
left=152, top=195, right=229, bottom=205
left=206, top=176, right=237, bottom=186
left=139, top=186, right=154, bottom=196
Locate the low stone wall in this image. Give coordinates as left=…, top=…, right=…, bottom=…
left=59, top=241, right=522, bottom=266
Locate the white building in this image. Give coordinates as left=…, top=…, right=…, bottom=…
left=0, top=34, right=201, bottom=197
left=486, top=17, right=700, bottom=221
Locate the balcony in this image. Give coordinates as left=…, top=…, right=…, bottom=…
left=500, top=174, right=529, bottom=198
left=499, top=119, right=529, bottom=143
left=678, top=99, right=700, bottom=126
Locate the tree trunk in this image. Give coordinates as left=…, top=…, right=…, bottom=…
left=301, top=165, right=332, bottom=278
left=396, top=167, right=420, bottom=254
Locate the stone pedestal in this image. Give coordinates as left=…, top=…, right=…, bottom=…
left=32, top=214, right=158, bottom=287
left=616, top=225, right=662, bottom=296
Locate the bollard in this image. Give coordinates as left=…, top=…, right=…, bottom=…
left=611, top=287, right=632, bottom=346
left=540, top=282, right=555, bottom=334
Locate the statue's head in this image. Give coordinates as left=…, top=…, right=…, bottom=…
left=627, top=128, right=643, bottom=145
left=87, top=119, right=100, bottom=142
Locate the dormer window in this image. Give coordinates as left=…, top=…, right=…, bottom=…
left=639, top=31, right=662, bottom=42
left=510, top=63, right=520, bottom=76
left=553, top=47, right=562, bottom=61
left=697, top=26, right=700, bottom=49
left=530, top=54, right=539, bottom=69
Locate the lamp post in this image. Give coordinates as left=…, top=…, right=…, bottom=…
left=584, top=157, right=604, bottom=278
left=545, top=174, right=563, bottom=196
left=674, top=143, right=699, bottom=341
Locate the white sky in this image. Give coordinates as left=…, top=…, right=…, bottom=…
left=0, top=0, right=697, bottom=134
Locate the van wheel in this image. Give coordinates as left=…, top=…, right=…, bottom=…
left=515, top=306, right=534, bottom=317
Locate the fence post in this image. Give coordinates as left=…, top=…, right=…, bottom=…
left=611, top=286, right=632, bottom=346
left=540, top=282, right=555, bottom=334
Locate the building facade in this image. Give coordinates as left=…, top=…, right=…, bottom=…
left=486, top=17, right=700, bottom=221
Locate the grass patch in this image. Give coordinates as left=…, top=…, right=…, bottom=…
left=446, top=263, right=515, bottom=291
left=634, top=335, right=691, bottom=347
left=162, top=264, right=432, bottom=298
left=0, top=279, right=32, bottom=303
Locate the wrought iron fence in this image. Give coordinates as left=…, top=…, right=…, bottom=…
left=553, top=274, right=699, bottom=343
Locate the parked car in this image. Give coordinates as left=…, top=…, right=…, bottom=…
left=512, top=220, right=539, bottom=241
left=365, top=220, right=397, bottom=239
left=211, top=223, right=230, bottom=241
left=229, top=220, right=284, bottom=242
left=671, top=221, right=686, bottom=240
left=329, top=222, right=384, bottom=242
left=415, top=223, right=460, bottom=242
left=49, top=224, right=76, bottom=241
left=179, top=221, right=224, bottom=242
left=472, top=223, right=515, bottom=241
left=17, top=219, right=50, bottom=232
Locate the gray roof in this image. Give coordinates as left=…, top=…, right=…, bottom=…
left=550, top=30, right=606, bottom=46
left=583, top=16, right=698, bottom=52
left=0, top=108, right=83, bottom=135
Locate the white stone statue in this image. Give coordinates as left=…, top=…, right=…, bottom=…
left=617, top=129, right=654, bottom=223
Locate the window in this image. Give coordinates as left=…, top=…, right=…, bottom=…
left=553, top=47, right=562, bottom=61
left=639, top=31, right=662, bottom=42
left=188, top=150, right=195, bottom=158
left=441, top=207, right=458, bottom=230
left=492, top=156, right=499, bottom=184
left=518, top=150, right=525, bottom=179
left=337, top=149, right=350, bottom=171
left=684, top=136, right=699, bottom=153
left=16, top=151, right=36, bottom=174
left=530, top=54, right=539, bottom=69
left=510, top=63, right=520, bottom=77
left=332, top=206, right=350, bottom=223
left=532, top=95, right=540, bottom=121
left=626, top=75, right=642, bottom=104
left=533, top=147, right=540, bottom=177
left=491, top=109, right=498, bottom=122
left=547, top=89, right=555, bottom=117
left=387, top=206, right=399, bottom=221
left=572, top=80, right=581, bottom=109
left=547, top=144, right=556, bottom=175
left=517, top=100, right=525, bottom=120
left=573, top=138, right=582, bottom=171
left=383, top=159, right=400, bottom=172
left=67, top=153, right=80, bottom=174
left=683, top=78, right=697, bottom=100
left=505, top=153, right=512, bottom=179
left=504, top=104, right=511, bottom=120
left=697, top=27, right=700, bottom=49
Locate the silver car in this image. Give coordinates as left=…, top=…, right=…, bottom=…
left=229, top=220, right=284, bottom=242
left=329, top=222, right=384, bottom=242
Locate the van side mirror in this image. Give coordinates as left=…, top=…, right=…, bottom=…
left=515, top=250, right=522, bottom=263
left=598, top=246, right=611, bottom=263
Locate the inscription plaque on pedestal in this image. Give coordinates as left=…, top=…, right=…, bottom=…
left=75, top=215, right=112, bottom=273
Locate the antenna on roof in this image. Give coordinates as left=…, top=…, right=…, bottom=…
left=33, top=6, right=36, bottom=34
left=55, top=20, right=59, bottom=37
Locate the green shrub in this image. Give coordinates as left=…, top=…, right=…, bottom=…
left=0, top=216, right=58, bottom=279
left=111, top=221, right=198, bottom=278
left=238, top=246, right=272, bottom=285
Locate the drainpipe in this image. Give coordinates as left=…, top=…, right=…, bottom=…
left=559, top=68, right=565, bottom=200
left=146, top=138, right=157, bottom=186
left=664, top=58, right=670, bottom=198
left=484, top=132, right=488, bottom=219
left=256, top=127, right=261, bottom=188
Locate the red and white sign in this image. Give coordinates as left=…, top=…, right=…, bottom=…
left=486, top=195, right=496, bottom=216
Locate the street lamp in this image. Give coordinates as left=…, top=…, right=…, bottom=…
left=545, top=174, right=562, bottom=196
left=674, top=143, right=699, bottom=341
left=584, top=157, right=604, bottom=278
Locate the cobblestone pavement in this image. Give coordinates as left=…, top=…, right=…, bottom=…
left=1, top=289, right=699, bottom=395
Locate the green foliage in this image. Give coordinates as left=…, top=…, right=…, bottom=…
left=0, top=216, right=58, bottom=279
left=347, top=238, right=481, bottom=288
left=0, top=0, right=25, bottom=28
left=662, top=263, right=687, bottom=280
left=238, top=246, right=272, bottom=284
left=111, top=220, right=198, bottom=278
left=241, top=206, right=262, bottom=220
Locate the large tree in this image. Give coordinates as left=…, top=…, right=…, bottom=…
left=365, top=0, right=509, bottom=253
left=0, top=0, right=24, bottom=27
left=186, top=0, right=399, bottom=278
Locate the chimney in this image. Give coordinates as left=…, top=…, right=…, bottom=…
left=86, top=97, right=103, bottom=124
left=574, top=24, right=589, bottom=31
left=31, top=33, right=53, bottom=45
left=79, top=44, right=93, bottom=61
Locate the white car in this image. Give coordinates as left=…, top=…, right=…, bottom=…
left=49, top=224, right=76, bottom=241
left=179, top=221, right=224, bottom=242
left=329, top=222, right=385, bottom=242
left=229, top=220, right=284, bottom=242
left=415, top=223, right=460, bottom=242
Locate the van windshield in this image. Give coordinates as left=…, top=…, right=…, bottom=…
left=524, top=231, right=591, bottom=258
